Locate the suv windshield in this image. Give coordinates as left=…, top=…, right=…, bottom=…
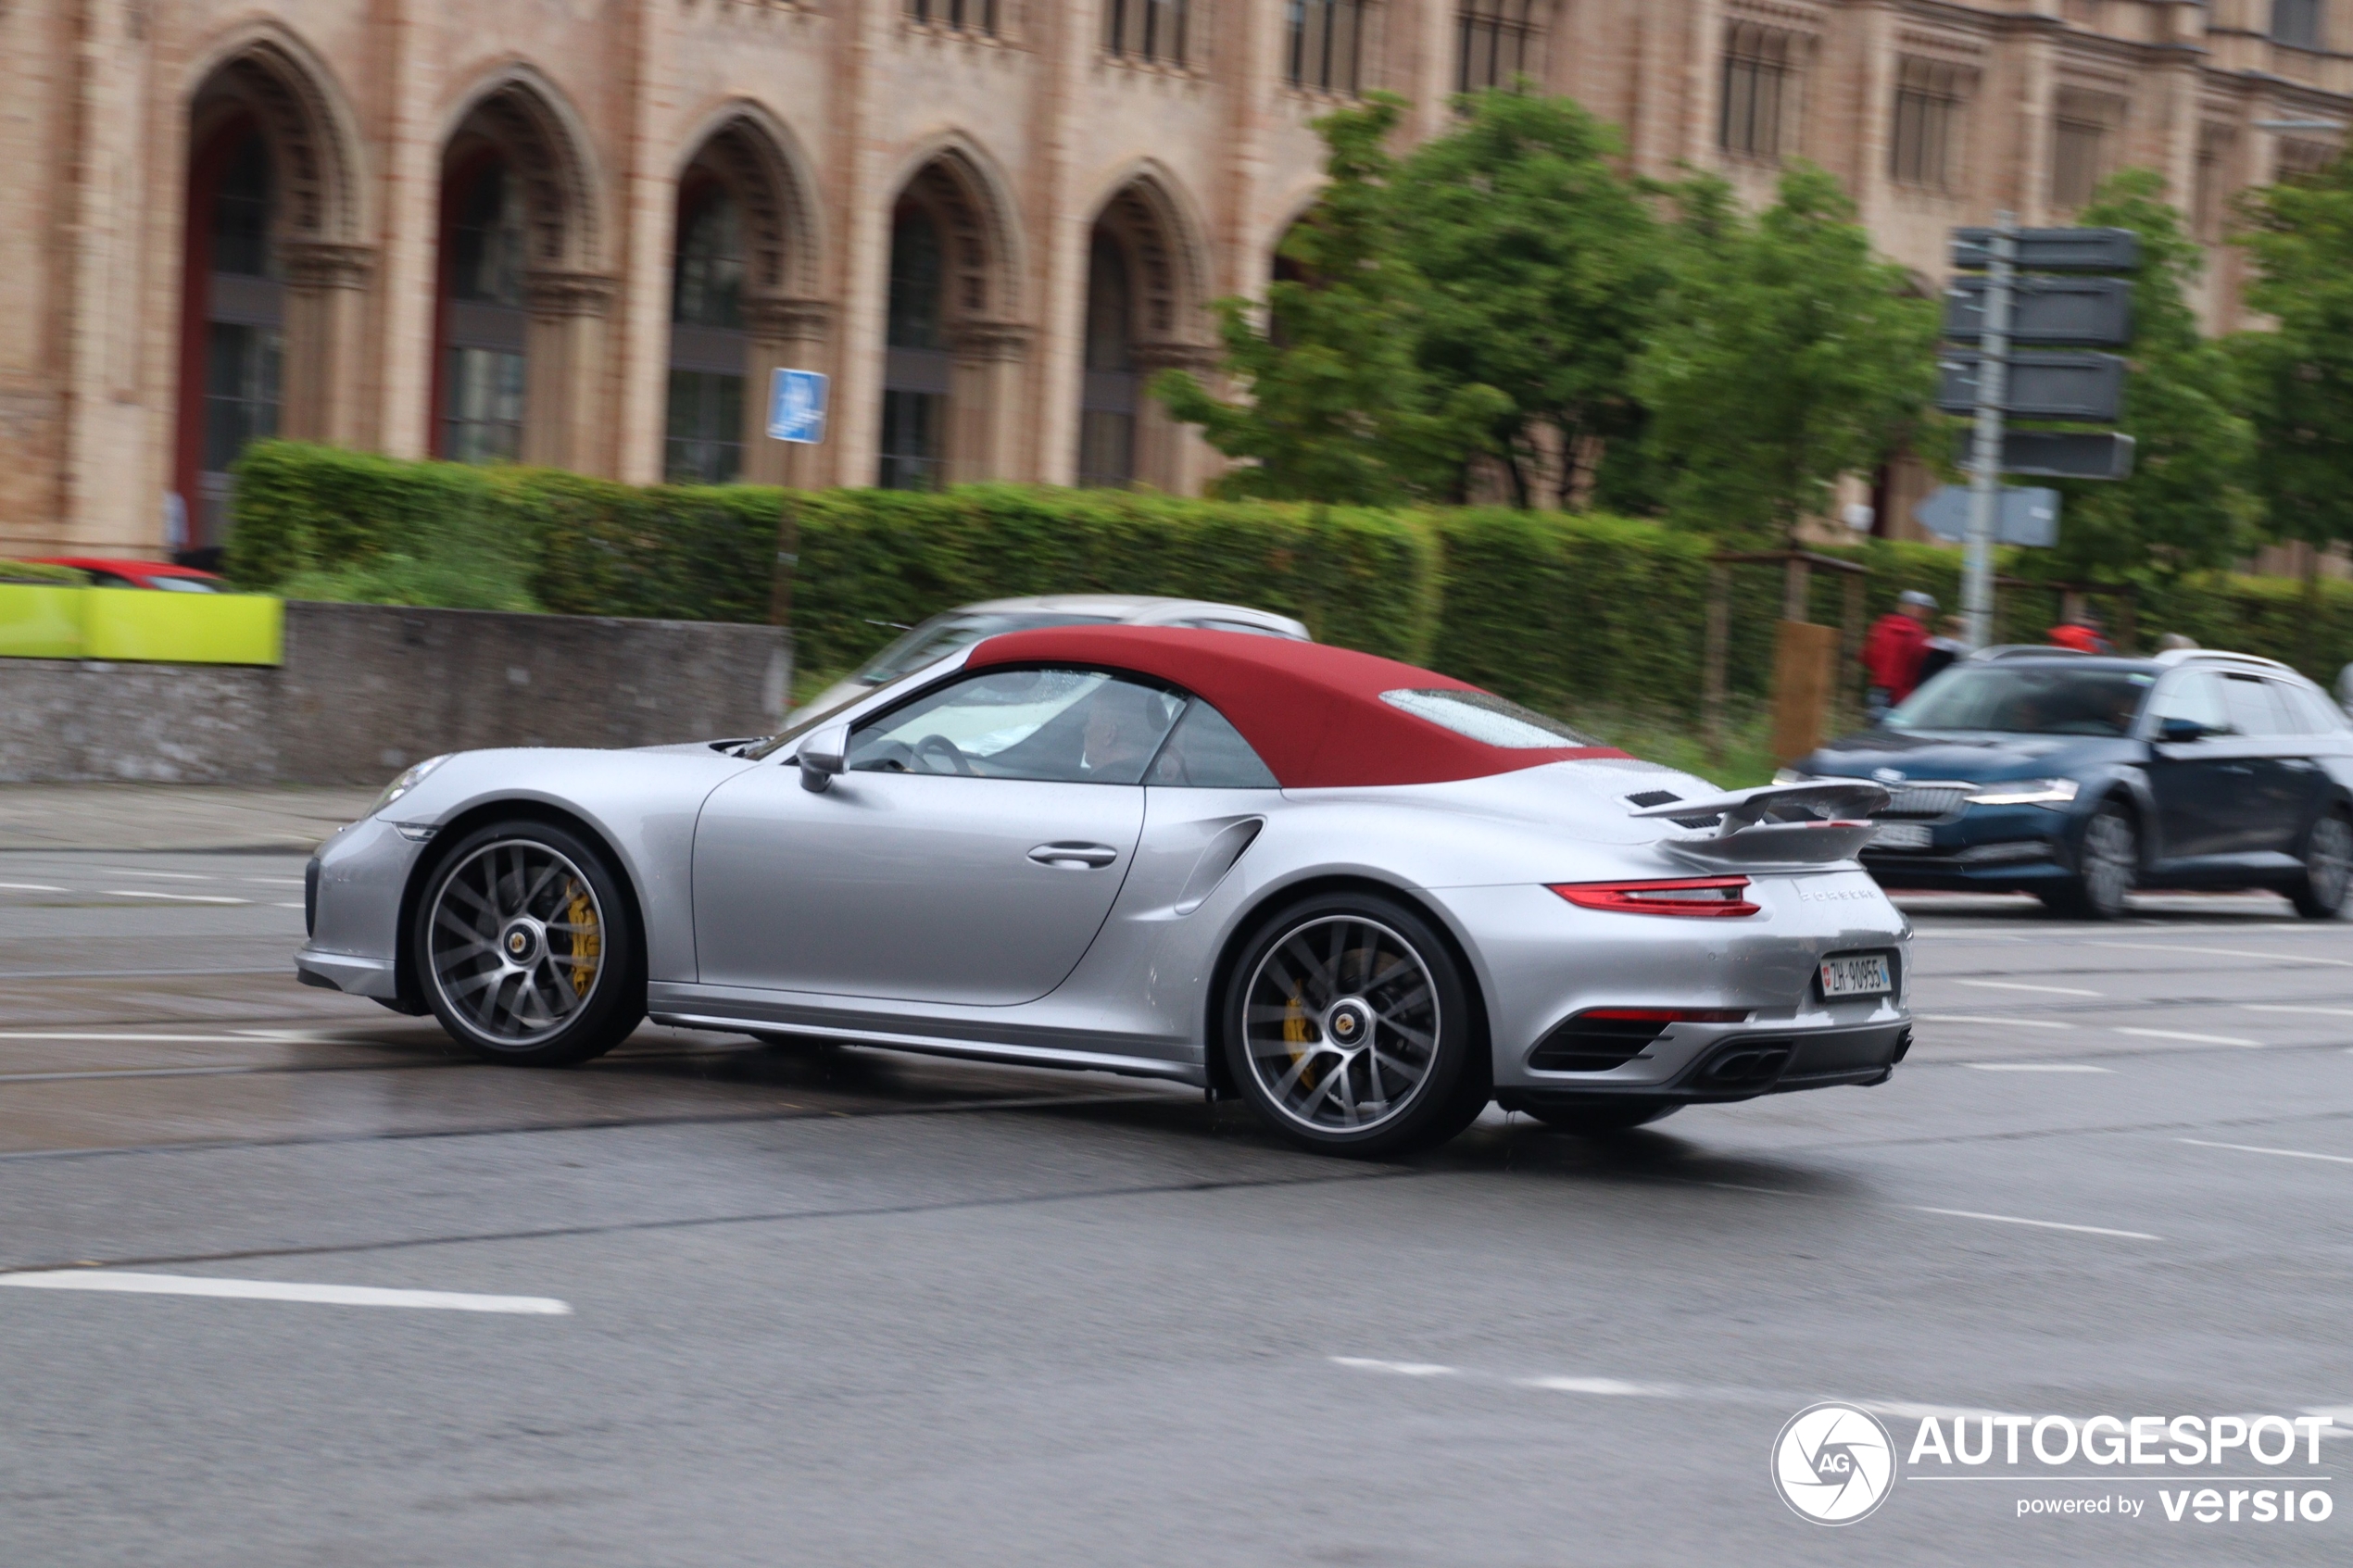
left=859, top=611, right=1119, bottom=684
left=1887, top=665, right=2156, bottom=737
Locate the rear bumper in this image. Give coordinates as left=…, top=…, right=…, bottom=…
left=1497, top=1020, right=1913, bottom=1110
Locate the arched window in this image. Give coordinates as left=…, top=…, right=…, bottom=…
left=438, top=156, right=528, bottom=463
left=175, top=121, right=283, bottom=549
left=1078, top=231, right=1138, bottom=487
left=880, top=207, right=949, bottom=489
left=666, top=183, right=748, bottom=483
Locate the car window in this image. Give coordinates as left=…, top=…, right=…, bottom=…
left=149, top=575, right=221, bottom=593
left=1146, top=700, right=1280, bottom=788
left=2222, top=674, right=2292, bottom=737
left=2146, top=671, right=2232, bottom=735
left=849, top=667, right=1184, bottom=784
left=1170, top=617, right=1293, bottom=639
left=2284, top=682, right=2349, bottom=734
left=857, top=611, right=1119, bottom=684
left=1889, top=666, right=2155, bottom=736
left=1379, top=689, right=1600, bottom=747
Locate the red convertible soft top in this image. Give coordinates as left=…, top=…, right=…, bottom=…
left=964, top=624, right=1627, bottom=789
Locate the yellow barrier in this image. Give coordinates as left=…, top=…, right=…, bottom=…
left=0, top=584, right=283, bottom=665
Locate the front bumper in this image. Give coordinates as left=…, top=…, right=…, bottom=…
left=293, top=813, right=424, bottom=1003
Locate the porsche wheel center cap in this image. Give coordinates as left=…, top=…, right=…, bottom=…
left=500, top=921, right=543, bottom=967
left=1324, top=998, right=1372, bottom=1047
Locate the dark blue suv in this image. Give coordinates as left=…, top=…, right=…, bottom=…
left=1785, top=650, right=2353, bottom=919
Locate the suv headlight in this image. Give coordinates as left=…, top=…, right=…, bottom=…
left=371, top=754, right=451, bottom=817
left=1965, top=778, right=2079, bottom=808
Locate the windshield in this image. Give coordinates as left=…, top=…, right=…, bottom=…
left=858, top=611, right=1119, bottom=684
left=1887, top=665, right=2156, bottom=737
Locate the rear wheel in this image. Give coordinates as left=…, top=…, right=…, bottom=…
left=1221, top=893, right=1490, bottom=1159
left=1522, top=1100, right=1680, bottom=1136
left=412, top=820, right=643, bottom=1066
left=2043, top=801, right=2137, bottom=921
left=2291, top=810, right=2353, bottom=920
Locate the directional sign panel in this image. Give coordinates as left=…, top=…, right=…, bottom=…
left=766, top=368, right=828, bottom=445
left=1936, top=351, right=2126, bottom=421
left=1944, top=276, right=2132, bottom=346
left=1950, top=227, right=2142, bottom=273
left=1914, top=484, right=2061, bottom=547
left=1994, top=431, right=2137, bottom=481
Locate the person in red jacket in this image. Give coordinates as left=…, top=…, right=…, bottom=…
left=1862, top=590, right=1936, bottom=722
left=2047, top=609, right=2111, bottom=654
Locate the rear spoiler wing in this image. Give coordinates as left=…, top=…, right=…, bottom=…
left=1627, top=781, right=1890, bottom=870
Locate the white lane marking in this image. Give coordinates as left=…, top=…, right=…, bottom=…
left=2087, top=941, right=2353, bottom=969
left=1952, top=979, right=2106, bottom=997
left=0, top=1271, right=571, bottom=1314
left=2244, top=1004, right=2353, bottom=1019
left=273, top=901, right=306, bottom=909
left=1919, top=1013, right=2077, bottom=1030
left=96, top=870, right=212, bottom=881
left=242, top=877, right=305, bottom=886
left=0, top=1032, right=336, bottom=1044
left=2115, top=1026, right=2261, bottom=1047
left=1963, top=1063, right=2114, bottom=1073
left=1328, top=1357, right=1453, bottom=1377
left=1910, top=1207, right=2160, bottom=1241
left=1521, top=1375, right=1677, bottom=1396
left=0, top=882, right=69, bottom=893
left=2179, top=1137, right=2353, bottom=1167
left=103, top=890, right=250, bottom=905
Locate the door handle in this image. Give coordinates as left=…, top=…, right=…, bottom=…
left=1029, top=842, right=1119, bottom=869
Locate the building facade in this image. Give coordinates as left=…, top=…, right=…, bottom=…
left=4, top=0, right=2348, bottom=558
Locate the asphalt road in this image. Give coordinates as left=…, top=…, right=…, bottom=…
left=3, top=849, right=2351, bottom=1564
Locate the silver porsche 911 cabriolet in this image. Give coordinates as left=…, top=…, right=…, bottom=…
left=298, top=626, right=1912, bottom=1156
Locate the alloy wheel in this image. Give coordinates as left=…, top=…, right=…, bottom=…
left=2308, top=814, right=2353, bottom=911
left=426, top=838, right=607, bottom=1047
left=2081, top=807, right=2137, bottom=916
left=1240, top=915, right=1440, bottom=1133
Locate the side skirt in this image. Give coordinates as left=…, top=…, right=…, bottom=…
left=648, top=1010, right=1209, bottom=1087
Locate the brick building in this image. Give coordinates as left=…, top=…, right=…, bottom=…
left=4, top=0, right=2348, bottom=558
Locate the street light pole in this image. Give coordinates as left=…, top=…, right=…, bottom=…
left=1962, top=213, right=2015, bottom=650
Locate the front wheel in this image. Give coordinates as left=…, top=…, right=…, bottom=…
left=2291, top=810, right=2353, bottom=920
left=412, top=820, right=644, bottom=1066
left=2043, top=802, right=2137, bottom=920
left=1221, top=893, right=1490, bottom=1159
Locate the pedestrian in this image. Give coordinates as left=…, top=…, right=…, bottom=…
left=1862, top=589, right=1936, bottom=723
left=2047, top=606, right=2111, bottom=654
left=1915, top=613, right=1969, bottom=689
left=2156, top=632, right=2198, bottom=652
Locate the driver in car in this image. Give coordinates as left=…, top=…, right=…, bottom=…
left=1079, top=684, right=1170, bottom=781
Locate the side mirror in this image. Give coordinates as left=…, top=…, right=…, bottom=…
left=798, top=723, right=849, bottom=793
left=2157, top=717, right=2208, bottom=745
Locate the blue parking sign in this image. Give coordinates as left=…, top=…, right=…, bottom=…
left=767, top=368, right=828, bottom=445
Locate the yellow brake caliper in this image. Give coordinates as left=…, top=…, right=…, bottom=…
left=1283, top=983, right=1314, bottom=1089
left=564, top=881, right=600, bottom=998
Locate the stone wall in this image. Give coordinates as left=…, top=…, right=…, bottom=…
left=0, top=602, right=787, bottom=785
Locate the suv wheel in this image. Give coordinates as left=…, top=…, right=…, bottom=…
left=2042, top=801, right=2137, bottom=921
left=412, top=820, right=644, bottom=1065
left=1221, top=893, right=1490, bottom=1158
left=2291, top=810, right=2353, bottom=920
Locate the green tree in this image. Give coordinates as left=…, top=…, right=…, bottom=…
left=2032, top=169, right=2254, bottom=588
left=1154, top=95, right=1505, bottom=504
left=2234, top=149, right=2353, bottom=653
left=1390, top=90, right=1664, bottom=506
left=1634, top=164, right=1939, bottom=542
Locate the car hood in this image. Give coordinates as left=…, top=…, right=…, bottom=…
left=1799, top=729, right=2144, bottom=783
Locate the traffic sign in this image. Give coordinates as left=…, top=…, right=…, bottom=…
left=1937, top=351, right=2125, bottom=421
left=1982, top=430, right=2137, bottom=481
left=767, top=368, right=828, bottom=445
left=1915, top=484, right=2060, bottom=547
left=1944, top=276, right=2132, bottom=345
left=1951, top=227, right=2141, bottom=272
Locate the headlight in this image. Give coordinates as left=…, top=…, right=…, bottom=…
left=1773, top=767, right=1816, bottom=785
left=1965, top=778, right=2080, bottom=807
left=371, top=754, right=450, bottom=817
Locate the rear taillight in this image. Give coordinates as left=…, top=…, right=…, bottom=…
left=1547, top=876, right=1759, bottom=917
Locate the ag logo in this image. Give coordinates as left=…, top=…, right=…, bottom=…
left=1771, top=1402, right=1895, bottom=1524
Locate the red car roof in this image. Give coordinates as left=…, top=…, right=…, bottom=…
left=964, top=625, right=1626, bottom=789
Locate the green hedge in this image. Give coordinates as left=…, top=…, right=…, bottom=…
left=226, top=441, right=2353, bottom=712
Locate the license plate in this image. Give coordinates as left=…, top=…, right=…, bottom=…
left=1871, top=822, right=1932, bottom=849
left=1819, top=954, right=1894, bottom=999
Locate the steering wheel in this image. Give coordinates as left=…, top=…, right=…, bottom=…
left=913, top=734, right=976, bottom=777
